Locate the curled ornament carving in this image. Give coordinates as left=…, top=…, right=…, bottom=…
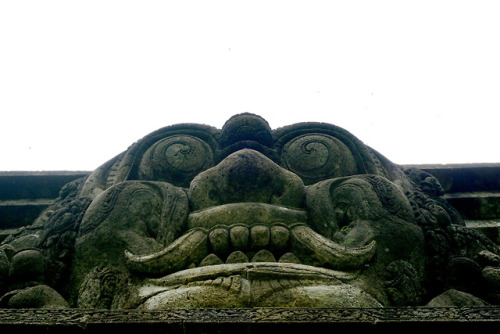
left=281, top=134, right=357, bottom=185
left=0, top=113, right=498, bottom=309
left=138, top=135, right=214, bottom=187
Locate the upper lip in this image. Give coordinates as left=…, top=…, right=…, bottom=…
left=187, top=202, right=307, bottom=229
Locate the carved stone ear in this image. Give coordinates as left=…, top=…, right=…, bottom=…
left=79, top=181, right=189, bottom=244
left=305, top=177, right=350, bottom=239
left=71, top=181, right=190, bottom=293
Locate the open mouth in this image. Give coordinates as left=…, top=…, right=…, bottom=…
left=125, top=203, right=376, bottom=279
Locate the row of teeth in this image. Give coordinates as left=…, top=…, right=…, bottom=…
left=198, top=224, right=298, bottom=267
left=206, top=224, right=292, bottom=256
left=198, top=250, right=301, bottom=267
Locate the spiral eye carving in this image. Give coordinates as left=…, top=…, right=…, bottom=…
left=138, top=135, right=214, bottom=187
left=281, top=134, right=357, bottom=184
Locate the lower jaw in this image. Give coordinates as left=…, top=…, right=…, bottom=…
left=133, top=262, right=382, bottom=309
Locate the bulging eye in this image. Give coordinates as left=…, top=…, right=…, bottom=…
left=280, top=134, right=358, bottom=184
left=138, top=135, right=214, bottom=187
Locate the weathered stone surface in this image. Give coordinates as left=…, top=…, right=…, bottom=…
left=426, top=289, right=488, bottom=307
left=2, top=284, right=68, bottom=309
left=0, top=113, right=498, bottom=310
left=0, top=307, right=500, bottom=333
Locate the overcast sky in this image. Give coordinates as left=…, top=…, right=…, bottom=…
left=1, top=1, right=499, bottom=171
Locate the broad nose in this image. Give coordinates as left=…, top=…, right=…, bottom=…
left=189, top=149, right=305, bottom=211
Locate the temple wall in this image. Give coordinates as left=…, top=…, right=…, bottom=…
left=410, top=163, right=500, bottom=245
left=0, top=171, right=89, bottom=241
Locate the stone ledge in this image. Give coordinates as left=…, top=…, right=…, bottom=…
left=465, top=220, right=500, bottom=244
left=0, top=171, right=89, bottom=201
left=0, top=199, right=54, bottom=231
left=445, top=193, right=500, bottom=220
left=0, top=199, right=55, bottom=206
left=0, top=307, right=499, bottom=333
left=0, top=229, right=17, bottom=242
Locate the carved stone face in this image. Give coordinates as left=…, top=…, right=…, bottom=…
left=4, top=113, right=494, bottom=309
left=67, top=114, right=428, bottom=309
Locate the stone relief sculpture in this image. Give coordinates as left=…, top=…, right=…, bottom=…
left=1, top=113, right=499, bottom=309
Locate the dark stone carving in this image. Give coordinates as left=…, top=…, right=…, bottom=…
left=1, top=113, right=499, bottom=309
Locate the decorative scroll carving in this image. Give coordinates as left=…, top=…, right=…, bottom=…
left=281, top=134, right=357, bottom=185
left=138, top=135, right=215, bottom=187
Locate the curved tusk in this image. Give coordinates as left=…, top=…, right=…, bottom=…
left=290, top=224, right=376, bottom=270
left=125, top=228, right=208, bottom=276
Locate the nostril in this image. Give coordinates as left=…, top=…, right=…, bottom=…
left=270, top=185, right=284, bottom=203
left=274, top=185, right=283, bottom=197
left=208, top=190, right=220, bottom=202
left=227, top=157, right=266, bottom=188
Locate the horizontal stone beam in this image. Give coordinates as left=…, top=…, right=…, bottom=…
left=405, top=163, right=500, bottom=193
left=0, top=307, right=499, bottom=333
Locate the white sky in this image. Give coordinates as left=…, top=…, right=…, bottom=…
left=1, top=1, right=499, bottom=171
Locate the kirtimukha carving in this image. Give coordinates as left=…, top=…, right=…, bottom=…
left=1, top=113, right=499, bottom=309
